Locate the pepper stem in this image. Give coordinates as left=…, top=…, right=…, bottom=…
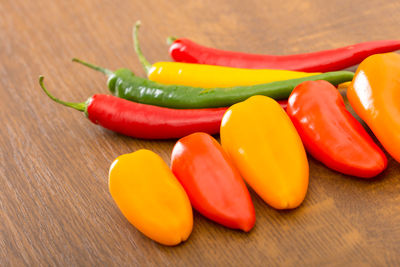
left=39, top=76, right=86, bottom=112
left=133, top=20, right=152, bottom=75
left=166, top=36, right=177, bottom=45
left=72, top=58, right=113, bottom=76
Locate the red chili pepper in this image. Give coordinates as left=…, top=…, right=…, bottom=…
left=171, top=132, right=255, bottom=232
left=286, top=80, right=387, bottom=178
left=39, top=76, right=226, bottom=139
left=169, top=38, right=400, bottom=72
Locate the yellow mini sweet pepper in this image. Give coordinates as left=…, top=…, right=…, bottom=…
left=108, top=149, right=193, bottom=246
left=220, top=95, right=309, bottom=209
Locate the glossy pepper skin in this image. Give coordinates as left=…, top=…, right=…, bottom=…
left=169, top=38, right=400, bottom=72
left=133, top=21, right=318, bottom=88
left=109, top=149, right=193, bottom=246
left=347, top=53, right=400, bottom=163
left=171, top=133, right=255, bottom=232
left=287, top=80, right=387, bottom=178
left=38, top=76, right=228, bottom=139
left=73, top=57, right=353, bottom=109
left=220, top=96, right=309, bottom=209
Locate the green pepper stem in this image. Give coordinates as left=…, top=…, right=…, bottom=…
left=166, top=36, right=177, bottom=45
left=72, top=58, right=113, bottom=76
left=133, top=20, right=152, bottom=75
left=39, top=76, right=86, bottom=112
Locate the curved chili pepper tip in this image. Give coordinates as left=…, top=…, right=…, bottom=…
left=38, top=76, right=86, bottom=112
left=72, top=58, right=113, bottom=76
left=133, top=20, right=152, bottom=75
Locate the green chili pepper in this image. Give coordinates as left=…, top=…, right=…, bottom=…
left=72, top=58, right=354, bottom=109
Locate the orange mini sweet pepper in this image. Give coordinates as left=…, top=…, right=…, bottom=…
left=108, top=149, right=193, bottom=246
left=347, top=53, right=400, bottom=163
left=220, top=95, right=309, bottom=209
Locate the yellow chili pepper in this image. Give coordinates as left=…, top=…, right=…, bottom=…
left=108, top=149, right=193, bottom=246
left=147, top=62, right=319, bottom=88
left=220, top=95, right=309, bottom=209
left=347, top=52, right=400, bottom=163
left=134, top=22, right=319, bottom=88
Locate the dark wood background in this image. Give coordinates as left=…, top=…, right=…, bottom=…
left=1, top=0, right=400, bottom=265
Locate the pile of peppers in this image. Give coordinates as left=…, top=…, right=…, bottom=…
left=39, top=21, right=400, bottom=246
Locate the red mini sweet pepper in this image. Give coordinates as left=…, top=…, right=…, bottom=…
left=171, top=132, right=255, bottom=232
left=287, top=80, right=387, bottom=178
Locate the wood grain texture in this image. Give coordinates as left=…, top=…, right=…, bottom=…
left=1, top=0, right=400, bottom=265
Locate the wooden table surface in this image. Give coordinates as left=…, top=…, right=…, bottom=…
left=2, top=0, right=400, bottom=265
